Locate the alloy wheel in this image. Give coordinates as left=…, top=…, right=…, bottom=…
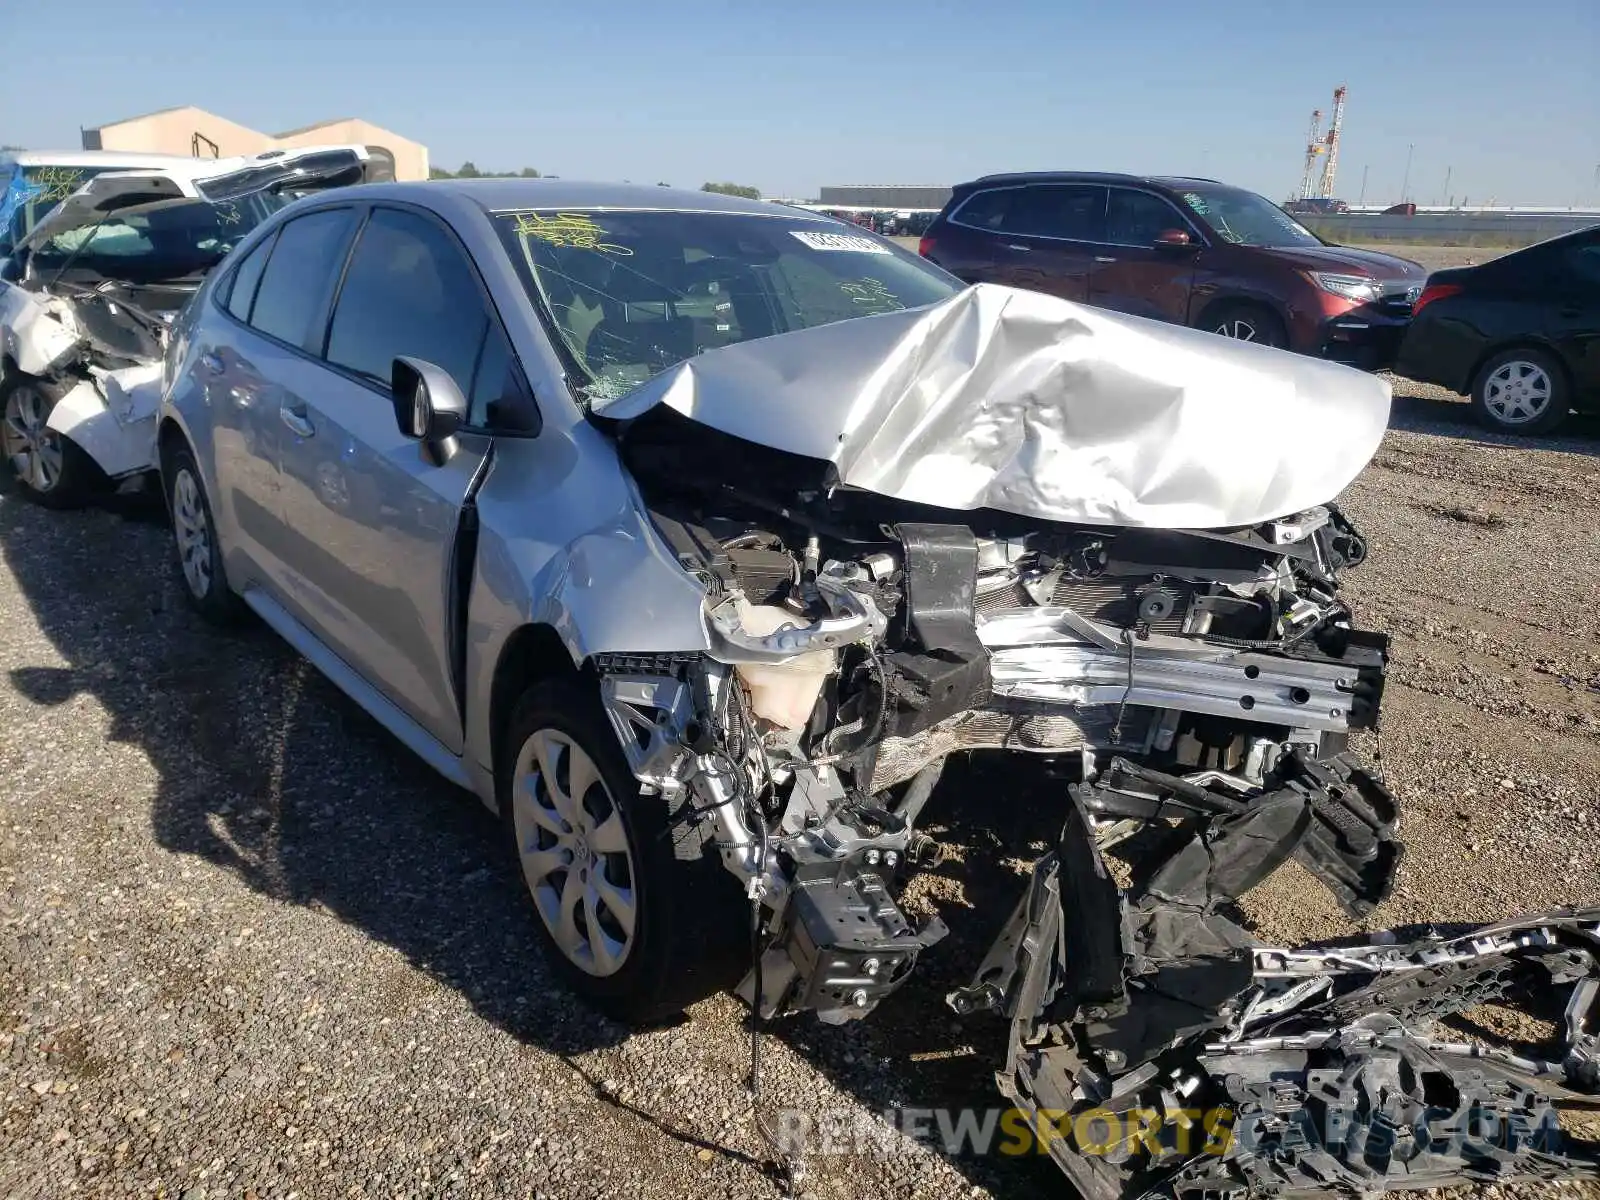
left=1214, top=318, right=1259, bottom=342
left=512, top=729, right=638, bottom=977
left=1482, top=360, right=1553, bottom=426
left=171, top=468, right=214, bottom=598
left=2, top=388, right=65, bottom=494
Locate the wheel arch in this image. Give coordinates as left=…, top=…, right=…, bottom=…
left=1193, top=294, right=1290, bottom=341
left=488, top=623, right=582, bottom=789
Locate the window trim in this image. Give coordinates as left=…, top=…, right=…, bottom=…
left=1101, top=186, right=1210, bottom=249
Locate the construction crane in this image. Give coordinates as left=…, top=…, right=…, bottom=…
left=1317, top=85, right=1347, bottom=199
left=1298, top=108, right=1324, bottom=201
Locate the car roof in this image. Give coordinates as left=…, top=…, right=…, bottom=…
left=303, top=178, right=831, bottom=219
left=955, top=171, right=1228, bottom=191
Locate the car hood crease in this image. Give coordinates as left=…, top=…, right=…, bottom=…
left=597, top=282, right=1393, bottom=529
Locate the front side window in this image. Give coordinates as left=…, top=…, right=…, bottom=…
left=248, top=208, right=357, bottom=348
left=1105, top=189, right=1190, bottom=246
left=495, top=210, right=962, bottom=402
left=326, top=207, right=490, bottom=395
left=1176, top=185, right=1321, bottom=248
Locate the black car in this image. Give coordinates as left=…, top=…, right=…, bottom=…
left=1396, top=225, right=1600, bottom=434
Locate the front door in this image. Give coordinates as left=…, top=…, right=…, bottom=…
left=1087, top=187, right=1200, bottom=322
left=273, top=205, right=508, bottom=753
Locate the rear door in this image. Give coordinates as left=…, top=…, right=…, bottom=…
left=273, top=204, right=509, bottom=753
left=197, top=206, right=361, bottom=595
left=1550, top=232, right=1600, bottom=399
left=945, top=184, right=1105, bottom=301
left=1088, top=187, right=1205, bottom=322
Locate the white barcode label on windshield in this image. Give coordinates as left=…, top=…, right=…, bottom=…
left=790, top=230, right=891, bottom=254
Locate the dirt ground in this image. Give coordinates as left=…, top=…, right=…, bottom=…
left=1, top=373, right=1597, bottom=1199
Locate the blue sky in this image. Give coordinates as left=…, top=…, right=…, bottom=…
left=4, top=0, right=1596, bottom=206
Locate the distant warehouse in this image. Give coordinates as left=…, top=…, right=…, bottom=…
left=818, top=184, right=952, bottom=210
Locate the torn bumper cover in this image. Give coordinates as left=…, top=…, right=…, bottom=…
left=953, top=762, right=1599, bottom=1198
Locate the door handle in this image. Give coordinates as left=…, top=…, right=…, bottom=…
left=200, top=352, right=225, bottom=373
left=1093, top=256, right=1118, bottom=264
left=280, top=406, right=315, bottom=438
left=1005, top=243, right=1031, bottom=252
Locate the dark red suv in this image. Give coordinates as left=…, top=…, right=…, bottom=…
left=920, top=173, right=1426, bottom=368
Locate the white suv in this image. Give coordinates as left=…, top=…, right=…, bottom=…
left=0, top=147, right=371, bottom=506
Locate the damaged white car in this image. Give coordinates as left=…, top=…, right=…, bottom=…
left=159, top=181, right=1599, bottom=1196
left=0, top=147, right=373, bottom=506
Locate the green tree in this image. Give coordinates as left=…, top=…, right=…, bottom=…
left=519, top=167, right=541, bottom=178
left=428, top=166, right=454, bottom=180
left=700, top=181, right=760, bottom=200
left=456, top=161, right=482, bottom=179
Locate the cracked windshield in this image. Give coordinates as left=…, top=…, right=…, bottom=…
left=495, top=209, right=961, bottom=402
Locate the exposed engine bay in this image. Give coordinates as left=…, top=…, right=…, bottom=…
left=562, top=400, right=1597, bottom=1191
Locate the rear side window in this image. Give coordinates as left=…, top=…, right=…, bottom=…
left=224, top=232, right=275, bottom=322
left=1559, top=237, right=1600, bottom=289
left=248, top=208, right=357, bottom=348
left=326, top=207, right=490, bottom=394
left=951, top=189, right=1011, bottom=231
left=953, top=185, right=1104, bottom=241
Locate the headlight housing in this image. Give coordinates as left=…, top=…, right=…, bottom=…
left=1309, top=272, right=1383, bottom=304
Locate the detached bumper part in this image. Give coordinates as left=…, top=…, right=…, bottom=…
left=955, top=761, right=1600, bottom=1198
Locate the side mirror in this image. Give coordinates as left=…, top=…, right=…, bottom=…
left=1154, top=228, right=1194, bottom=250
left=392, top=356, right=467, bottom=463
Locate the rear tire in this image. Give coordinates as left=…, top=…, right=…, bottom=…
left=500, top=675, right=747, bottom=1024
left=0, top=376, right=110, bottom=509
left=164, top=443, right=246, bottom=625
left=1470, top=347, right=1568, bottom=435
left=1203, top=302, right=1288, bottom=350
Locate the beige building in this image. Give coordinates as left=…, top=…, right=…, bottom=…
left=80, top=106, right=428, bottom=182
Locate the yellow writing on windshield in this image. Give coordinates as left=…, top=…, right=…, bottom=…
left=512, top=212, right=633, bottom=256
left=28, top=166, right=88, bottom=203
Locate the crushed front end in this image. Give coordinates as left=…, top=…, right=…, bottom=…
left=568, top=284, right=1598, bottom=1194
left=583, top=402, right=1397, bottom=1016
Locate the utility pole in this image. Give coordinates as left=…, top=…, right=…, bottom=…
left=1442, top=165, right=1452, bottom=207
left=1400, top=143, right=1415, bottom=204
left=1358, top=165, right=1369, bottom=206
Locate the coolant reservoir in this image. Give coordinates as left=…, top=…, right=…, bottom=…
left=730, top=600, right=836, bottom=731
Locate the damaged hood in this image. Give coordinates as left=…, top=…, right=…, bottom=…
left=599, top=283, right=1392, bottom=529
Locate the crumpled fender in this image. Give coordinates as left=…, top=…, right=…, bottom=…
left=44, top=364, right=161, bottom=479
left=0, top=285, right=80, bottom=377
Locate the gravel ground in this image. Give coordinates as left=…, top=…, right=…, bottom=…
left=1, top=375, right=1598, bottom=1200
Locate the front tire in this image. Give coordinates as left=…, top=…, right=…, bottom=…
left=500, top=676, right=747, bottom=1024
left=0, top=376, right=109, bottom=509
left=164, top=444, right=245, bottom=624
left=1470, top=347, right=1568, bottom=435
left=1204, top=302, right=1288, bottom=350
